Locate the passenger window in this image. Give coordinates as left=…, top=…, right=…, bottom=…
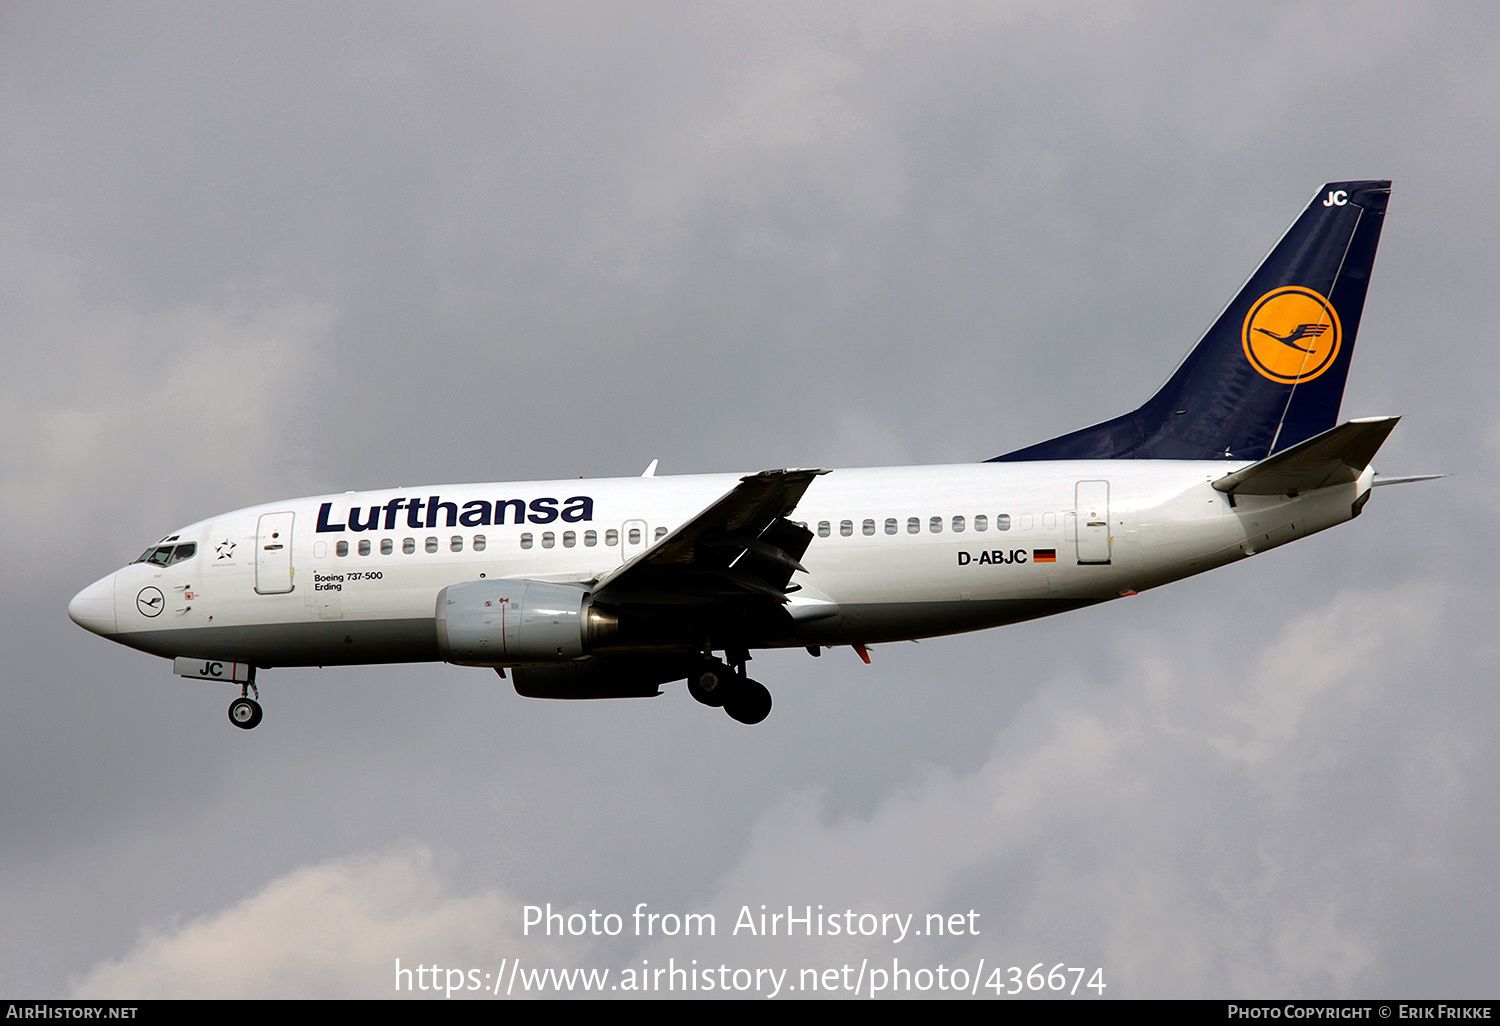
left=974, top=515, right=988, bottom=532
left=929, top=516, right=943, bottom=533
left=563, top=531, right=576, bottom=548
left=907, top=517, right=920, bottom=534
left=606, top=529, right=619, bottom=546
left=840, top=520, right=853, bottom=537
left=885, top=518, right=897, bottom=535
left=1020, top=513, right=1034, bottom=530
left=542, top=532, right=555, bottom=549
left=473, top=535, right=486, bottom=552
left=863, top=519, right=875, bottom=536
left=358, top=539, right=371, bottom=556
left=404, top=537, right=416, bottom=553
left=336, top=541, right=349, bottom=557
left=818, top=521, right=831, bottom=538
left=584, top=530, right=597, bottom=547
left=628, top=528, right=640, bottom=545
left=520, top=533, right=534, bottom=549
left=425, top=537, right=438, bottom=553
left=952, top=515, right=965, bottom=533
left=381, top=538, right=393, bottom=555
left=996, top=514, right=1011, bottom=531
left=655, top=526, right=667, bottom=541
left=450, top=536, right=463, bottom=552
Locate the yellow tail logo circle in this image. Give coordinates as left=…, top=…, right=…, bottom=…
left=1242, top=286, right=1342, bottom=384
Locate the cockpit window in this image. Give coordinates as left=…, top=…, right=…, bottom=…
left=134, top=543, right=197, bottom=566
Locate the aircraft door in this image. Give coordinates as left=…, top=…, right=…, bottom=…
left=255, top=511, right=296, bottom=594
left=622, top=519, right=648, bottom=562
left=1074, top=481, right=1111, bottom=564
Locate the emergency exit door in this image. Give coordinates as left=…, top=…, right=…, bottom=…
left=621, top=519, right=648, bottom=562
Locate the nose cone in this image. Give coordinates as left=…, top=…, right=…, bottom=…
left=69, top=574, right=117, bottom=637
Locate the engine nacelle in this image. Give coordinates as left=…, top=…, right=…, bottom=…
left=436, top=579, right=615, bottom=666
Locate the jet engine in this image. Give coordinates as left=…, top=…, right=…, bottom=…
left=435, top=579, right=618, bottom=666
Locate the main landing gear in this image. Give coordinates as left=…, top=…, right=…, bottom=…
left=688, top=654, right=772, bottom=725
left=228, top=680, right=262, bottom=730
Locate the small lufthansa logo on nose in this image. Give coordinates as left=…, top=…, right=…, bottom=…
left=136, top=587, right=165, bottom=618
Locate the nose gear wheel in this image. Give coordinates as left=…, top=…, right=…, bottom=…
left=228, top=696, right=263, bottom=729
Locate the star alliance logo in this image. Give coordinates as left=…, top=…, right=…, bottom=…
left=216, top=539, right=236, bottom=560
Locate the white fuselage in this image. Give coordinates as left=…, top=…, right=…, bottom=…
left=68, top=460, right=1371, bottom=669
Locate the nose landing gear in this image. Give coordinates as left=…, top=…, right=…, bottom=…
left=228, top=681, right=262, bottom=730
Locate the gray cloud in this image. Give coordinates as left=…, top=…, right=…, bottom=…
left=3, top=0, right=1494, bottom=999
left=69, top=843, right=557, bottom=999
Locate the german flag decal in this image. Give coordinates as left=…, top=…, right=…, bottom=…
left=1033, top=549, right=1057, bottom=563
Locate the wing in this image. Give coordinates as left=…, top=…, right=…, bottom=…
left=592, top=468, right=827, bottom=606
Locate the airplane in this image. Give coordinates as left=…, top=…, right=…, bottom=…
left=69, top=180, right=1430, bottom=729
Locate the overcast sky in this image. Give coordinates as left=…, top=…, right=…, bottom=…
left=3, top=0, right=1496, bottom=999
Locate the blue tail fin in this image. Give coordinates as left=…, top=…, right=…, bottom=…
left=990, top=181, right=1391, bottom=462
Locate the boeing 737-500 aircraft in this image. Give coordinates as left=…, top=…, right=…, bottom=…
left=70, top=181, right=1424, bottom=729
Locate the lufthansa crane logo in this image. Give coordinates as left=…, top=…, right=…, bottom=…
left=1242, top=286, right=1342, bottom=384
left=136, top=587, right=165, bottom=618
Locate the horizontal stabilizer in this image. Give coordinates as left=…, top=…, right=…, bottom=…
left=1213, top=416, right=1399, bottom=496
